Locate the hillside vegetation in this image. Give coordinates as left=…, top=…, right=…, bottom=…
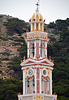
left=0, top=14, right=69, bottom=100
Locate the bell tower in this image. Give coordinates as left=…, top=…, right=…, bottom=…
left=27, top=8, right=48, bottom=59
left=18, top=1, right=57, bottom=100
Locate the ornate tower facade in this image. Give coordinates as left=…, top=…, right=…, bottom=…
left=18, top=2, right=57, bottom=100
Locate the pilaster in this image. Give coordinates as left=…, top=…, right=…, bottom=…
left=45, top=42, right=47, bottom=57
left=50, top=69, right=52, bottom=95
left=31, top=24, right=32, bottom=31
left=35, top=68, right=36, bottom=93
left=27, top=42, right=30, bottom=58
left=23, top=69, right=25, bottom=95
left=40, top=68, right=41, bottom=93
left=34, top=41, right=36, bottom=58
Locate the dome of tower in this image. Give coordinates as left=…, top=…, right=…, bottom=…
left=31, top=11, right=43, bottom=22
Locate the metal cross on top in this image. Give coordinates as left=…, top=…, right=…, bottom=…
left=36, top=0, right=39, bottom=11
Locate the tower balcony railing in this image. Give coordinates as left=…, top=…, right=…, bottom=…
left=26, top=32, right=48, bottom=39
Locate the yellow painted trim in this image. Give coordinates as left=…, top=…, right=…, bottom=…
left=40, top=14, right=43, bottom=20
left=53, top=97, right=57, bottom=100
left=33, top=69, right=35, bottom=76
left=33, top=95, right=44, bottom=100
left=18, top=97, right=23, bottom=100
left=34, top=33, right=40, bottom=37
left=25, top=69, right=28, bottom=77
left=32, top=14, right=35, bottom=21
left=27, top=34, right=29, bottom=38
left=31, top=12, right=43, bottom=22
left=32, top=24, right=34, bottom=31
left=41, top=68, right=50, bottom=77
left=40, top=24, right=42, bottom=31
left=47, top=69, right=50, bottom=77
left=42, top=24, right=43, bottom=31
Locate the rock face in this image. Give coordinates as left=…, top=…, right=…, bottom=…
left=0, top=15, right=22, bottom=79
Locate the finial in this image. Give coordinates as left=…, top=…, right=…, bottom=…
left=36, top=0, right=39, bottom=11
left=23, top=56, right=25, bottom=61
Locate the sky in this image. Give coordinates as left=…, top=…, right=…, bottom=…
left=0, top=0, right=69, bottom=24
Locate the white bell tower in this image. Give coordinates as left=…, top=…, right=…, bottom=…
left=18, top=1, right=57, bottom=100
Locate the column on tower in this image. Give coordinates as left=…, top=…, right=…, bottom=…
left=27, top=41, right=30, bottom=58
left=23, top=69, right=25, bottom=95
left=39, top=23, right=41, bottom=30
left=36, top=41, right=40, bottom=58
left=42, top=23, right=44, bottom=31
left=43, top=23, right=44, bottom=31
left=50, top=69, right=52, bottom=95
left=39, top=40, right=41, bottom=57
left=31, top=23, right=32, bottom=31
left=35, top=68, right=37, bottom=93
left=40, top=68, right=41, bottom=93
left=45, top=41, right=47, bottom=57
left=36, top=68, right=40, bottom=93
left=34, top=41, right=36, bottom=58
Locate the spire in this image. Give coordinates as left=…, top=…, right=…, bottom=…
left=36, top=0, right=39, bottom=11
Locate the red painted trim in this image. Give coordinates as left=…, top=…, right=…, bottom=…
left=27, top=68, right=29, bottom=70
left=33, top=19, right=35, bottom=21
left=33, top=91, right=35, bottom=93
left=37, top=68, right=40, bottom=93
left=32, top=67, right=36, bottom=69
left=29, top=19, right=31, bottom=22
left=22, top=65, right=27, bottom=67
left=44, top=20, right=45, bottom=22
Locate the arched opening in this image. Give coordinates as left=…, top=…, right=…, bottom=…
left=32, top=23, right=34, bottom=31
left=36, top=23, right=38, bottom=30
left=40, top=43, right=42, bottom=57
left=40, top=23, right=42, bottom=31
left=30, top=43, right=35, bottom=58
left=46, top=77, right=50, bottom=94
left=26, top=77, right=29, bottom=94
left=26, top=77, right=35, bottom=94
left=40, top=42, right=44, bottom=57
left=32, top=77, right=35, bottom=93
left=41, top=77, right=50, bottom=94
left=41, top=77, right=44, bottom=93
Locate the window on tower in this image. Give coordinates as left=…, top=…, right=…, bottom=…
left=36, top=23, right=38, bottom=30
left=31, top=43, right=35, bottom=58
left=32, top=77, right=35, bottom=93
left=40, top=23, right=42, bottom=31
left=32, top=23, right=34, bottom=31
left=40, top=41, right=45, bottom=57
left=26, top=77, right=29, bottom=94
left=40, top=43, right=42, bottom=57
left=46, top=77, right=50, bottom=94
left=41, top=77, right=44, bottom=93
left=41, top=76, right=50, bottom=94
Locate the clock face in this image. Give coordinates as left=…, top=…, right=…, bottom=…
left=28, top=69, right=33, bottom=76
left=43, top=69, right=47, bottom=76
